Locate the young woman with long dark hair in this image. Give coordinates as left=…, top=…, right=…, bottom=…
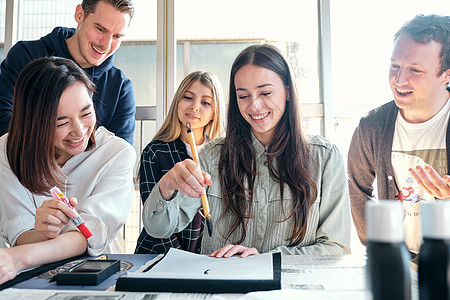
left=142, top=44, right=350, bottom=257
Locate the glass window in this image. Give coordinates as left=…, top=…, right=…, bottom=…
left=174, top=0, right=321, bottom=134
left=114, top=0, right=157, bottom=108
left=0, top=0, right=5, bottom=59
left=175, top=1, right=319, bottom=101
left=0, top=0, right=5, bottom=43
left=20, top=0, right=76, bottom=40
left=111, top=0, right=157, bottom=253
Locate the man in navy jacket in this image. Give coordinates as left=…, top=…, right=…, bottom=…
left=0, top=0, right=136, bottom=144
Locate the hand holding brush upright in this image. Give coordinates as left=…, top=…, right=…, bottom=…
left=159, top=159, right=213, bottom=200
left=136, top=71, right=224, bottom=254
left=158, top=123, right=213, bottom=236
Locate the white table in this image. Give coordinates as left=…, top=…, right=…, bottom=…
left=0, top=255, right=419, bottom=300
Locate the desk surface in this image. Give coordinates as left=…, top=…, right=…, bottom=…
left=8, top=254, right=154, bottom=291
left=0, top=254, right=419, bottom=300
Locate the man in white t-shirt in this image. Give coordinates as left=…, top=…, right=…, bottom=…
left=348, top=14, right=450, bottom=258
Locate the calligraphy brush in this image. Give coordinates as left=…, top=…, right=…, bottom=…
left=186, top=122, right=213, bottom=236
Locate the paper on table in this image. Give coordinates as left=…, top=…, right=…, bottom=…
left=127, top=248, right=274, bottom=280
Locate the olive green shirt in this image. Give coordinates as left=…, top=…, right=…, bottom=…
left=143, top=134, right=351, bottom=255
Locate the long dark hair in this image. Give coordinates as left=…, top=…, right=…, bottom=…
left=7, top=57, right=96, bottom=195
left=218, top=44, right=317, bottom=246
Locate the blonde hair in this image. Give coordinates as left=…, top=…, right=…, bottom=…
left=153, top=71, right=225, bottom=142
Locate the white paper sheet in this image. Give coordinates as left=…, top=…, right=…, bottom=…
left=126, top=248, right=274, bottom=280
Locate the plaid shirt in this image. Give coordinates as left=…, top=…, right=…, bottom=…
left=135, top=138, right=204, bottom=254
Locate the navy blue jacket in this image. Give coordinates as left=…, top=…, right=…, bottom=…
left=0, top=27, right=135, bottom=144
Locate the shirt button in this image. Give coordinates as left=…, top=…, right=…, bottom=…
left=388, top=175, right=393, bottom=180
left=159, top=200, right=164, bottom=205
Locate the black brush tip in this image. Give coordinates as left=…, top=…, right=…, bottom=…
left=206, top=219, right=213, bottom=236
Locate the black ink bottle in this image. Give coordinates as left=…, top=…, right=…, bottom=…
left=366, top=200, right=411, bottom=300
left=418, top=201, right=450, bottom=300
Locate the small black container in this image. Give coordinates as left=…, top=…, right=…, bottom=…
left=418, top=201, right=450, bottom=300
left=366, top=201, right=411, bottom=300
left=56, top=259, right=121, bottom=285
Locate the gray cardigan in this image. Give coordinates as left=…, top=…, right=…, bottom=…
left=347, top=100, right=450, bottom=245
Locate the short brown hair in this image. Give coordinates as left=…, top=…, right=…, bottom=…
left=395, top=14, right=450, bottom=75
left=82, top=0, right=134, bottom=19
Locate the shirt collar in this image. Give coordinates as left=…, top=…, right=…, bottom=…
left=251, top=132, right=267, bottom=159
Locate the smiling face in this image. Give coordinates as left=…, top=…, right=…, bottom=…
left=54, top=82, right=96, bottom=166
left=67, top=2, right=130, bottom=68
left=234, top=64, right=287, bottom=146
left=177, top=80, right=215, bottom=144
left=389, top=34, right=450, bottom=123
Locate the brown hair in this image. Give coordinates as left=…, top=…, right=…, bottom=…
left=7, top=57, right=96, bottom=195
left=81, top=0, right=135, bottom=19
left=395, top=14, right=450, bottom=76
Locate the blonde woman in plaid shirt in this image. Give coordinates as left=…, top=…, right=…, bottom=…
left=135, top=71, right=224, bottom=254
